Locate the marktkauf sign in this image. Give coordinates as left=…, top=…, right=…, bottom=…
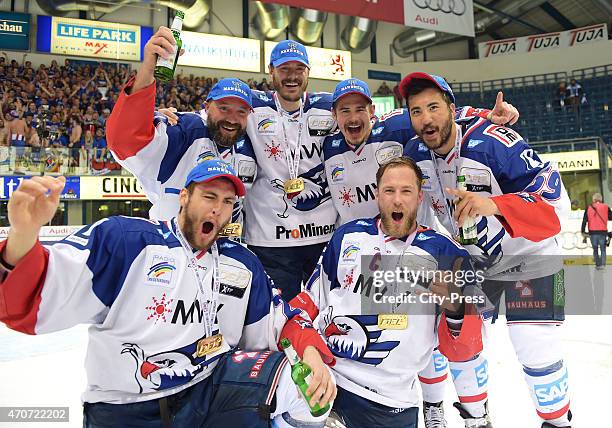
left=179, top=32, right=260, bottom=72
left=478, top=23, right=608, bottom=58
left=0, top=11, right=30, bottom=51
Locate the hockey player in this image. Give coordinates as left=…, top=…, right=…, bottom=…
left=0, top=159, right=335, bottom=427
left=106, top=26, right=257, bottom=221
left=242, top=40, right=338, bottom=301
left=282, top=156, right=484, bottom=428
left=324, top=78, right=518, bottom=225
left=324, top=77, right=518, bottom=427
left=401, top=72, right=572, bottom=428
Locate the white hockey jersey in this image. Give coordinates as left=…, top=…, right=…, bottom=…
left=242, top=91, right=338, bottom=247
left=282, top=218, right=482, bottom=409
left=106, top=81, right=257, bottom=220
left=0, top=217, right=307, bottom=404
left=323, top=107, right=493, bottom=226
left=403, top=117, right=570, bottom=281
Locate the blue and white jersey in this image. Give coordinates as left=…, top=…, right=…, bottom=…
left=0, top=216, right=300, bottom=404
left=296, top=218, right=476, bottom=409
left=242, top=91, right=338, bottom=247
left=107, top=82, right=257, bottom=221
left=404, top=117, right=570, bottom=280
left=323, top=110, right=407, bottom=225
left=323, top=107, right=493, bottom=226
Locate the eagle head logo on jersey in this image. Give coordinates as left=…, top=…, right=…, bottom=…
left=320, top=309, right=400, bottom=365
left=121, top=339, right=213, bottom=393
left=270, top=164, right=331, bottom=218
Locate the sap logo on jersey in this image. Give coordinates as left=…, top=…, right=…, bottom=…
left=275, top=223, right=335, bottom=240
left=371, top=127, right=384, bottom=136
left=146, top=254, right=177, bottom=287
left=535, top=370, right=569, bottom=407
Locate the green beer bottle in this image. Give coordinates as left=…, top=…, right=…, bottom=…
left=154, top=10, right=184, bottom=83
left=457, top=175, right=478, bottom=245
left=280, top=338, right=330, bottom=417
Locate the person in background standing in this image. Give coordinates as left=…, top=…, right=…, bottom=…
left=581, top=193, right=611, bottom=270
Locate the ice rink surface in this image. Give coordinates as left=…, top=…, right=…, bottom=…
left=1, top=265, right=610, bottom=428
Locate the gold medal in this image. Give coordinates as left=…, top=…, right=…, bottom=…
left=196, top=334, right=223, bottom=357
left=219, top=222, right=242, bottom=237
left=377, top=314, right=408, bottom=330
left=284, top=177, right=305, bottom=195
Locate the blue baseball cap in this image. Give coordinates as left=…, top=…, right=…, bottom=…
left=332, top=78, right=372, bottom=107
left=184, top=159, right=246, bottom=197
left=399, top=72, right=456, bottom=104
left=269, top=40, right=310, bottom=68
left=206, top=78, right=253, bottom=110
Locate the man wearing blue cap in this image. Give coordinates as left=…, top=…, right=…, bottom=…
left=0, top=159, right=336, bottom=427
left=243, top=40, right=338, bottom=301
left=319, top=77, right=517, bottom=428
left=402, top=72, right=572, bottom=428
left=107, top=26, right=257, bottom=222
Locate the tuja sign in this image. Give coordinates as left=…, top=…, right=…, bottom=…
left=479, top=24, right=608, bottom=58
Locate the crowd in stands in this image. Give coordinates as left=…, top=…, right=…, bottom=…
left=0, top=54, right=609, bottom=176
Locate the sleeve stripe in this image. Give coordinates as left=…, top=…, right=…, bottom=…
left=0, top=241, right=49, bottom=335
left=106, top=79, right=156, bottom=160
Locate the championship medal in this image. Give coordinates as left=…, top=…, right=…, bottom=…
left=196, top=334, right=224, bottom=357
left=284, top=177, right=305, bottom=199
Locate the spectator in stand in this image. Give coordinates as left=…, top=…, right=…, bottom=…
left=554, top=81, right=568, bottom=109
left=567, top=78, right=584, bottom=107
left=92, top=128, right=108, bottom=171
left=0, top=117, right=7, bottom=147
left=393, top=81, right=403, bottom=108
left=582, top=193, right=612, bottom=270
left=375, top=81, right=393, bottom=96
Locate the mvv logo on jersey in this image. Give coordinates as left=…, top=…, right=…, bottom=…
left=146, top=253, right=177, bottom=287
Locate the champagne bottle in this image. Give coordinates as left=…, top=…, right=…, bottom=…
left=280, top=338, right=330, bottom=417
left=154, top=10, right=184, bottom=83
left=457, top=175, right=478, bottom=245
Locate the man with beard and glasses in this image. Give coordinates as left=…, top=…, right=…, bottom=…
left=324, top=77, right=519, bottom=428
left=282, top=157, right=484, bottom=428
left=402, top=73, right=572, bottom=428
left=0, top=159, right=336, bottom=428
left=107, top=26, right=257, bottom=221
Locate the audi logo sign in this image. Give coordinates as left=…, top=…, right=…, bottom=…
left=412, top=0, right=467, bottom=16
left=259, top=1, right=475, bottom=37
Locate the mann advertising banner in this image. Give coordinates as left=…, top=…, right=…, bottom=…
left=0, top=12, right=30, bottom=51
left=478, top=24, right=608, bottom=58
left=37, top=15, right=153, bottom=61
left=264, top=41, right=351, bottom=81
left=258, top=0, right=475, bottom=37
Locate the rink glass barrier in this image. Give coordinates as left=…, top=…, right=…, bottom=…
left=0, top=146, right=124, bottom=176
